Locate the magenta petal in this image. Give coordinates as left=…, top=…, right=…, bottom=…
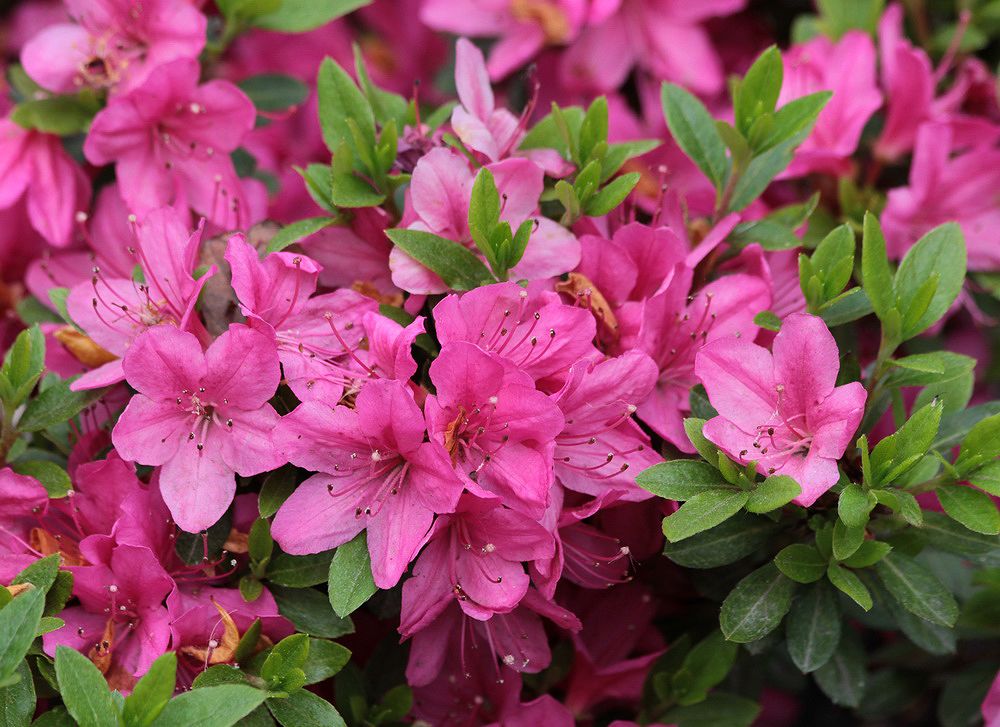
left=202, top=324, right=280, bottom=409
left=366, top=484, right=435, bottom=589
left=112, top=396, right=188, bottom=467
left=772, top=313, right=840, bottom=414
left=158, top=440, right=235, bottom=533
left=121, top=326, right=206, bottom=400
left=271, top=473, right=366, bottom=555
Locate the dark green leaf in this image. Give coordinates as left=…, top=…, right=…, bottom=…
left=327, top=533, right=377, bottom=618
left=814, top=629, right=866, bottom=708
left=786, top=581, right=841, bottom=673
left=720, top=563, right=796, bottom=643
left=936, top=486, right=1000, bottom=535
left=267, top=689, right=346, bottom=727
left=271, top=586, right=353, bottom=639
left=0, top=660, right=34, bottom=727
left=54, top=647, right=117, bottom=727
left=774, top=544, right=827, bottom=584
left=662, top=490, right=749, bottom=542
left=238, top=75, right=309, bottom=112
left=268, top=551, right=335, bottom=588
left=301, top=639, right=351, bottom=685
left=150, top=685, right=268, bottom=727
left=662, top=691, right=760, bottom=727
left=16, top=379, right=106, bottom=432
left=662, top=513, right=776, bottom=569
left=384, top=229, right=495, bottom=291
left=661, top=83, right=728, bottom=189
left=874, top=552, right=958, bottom=626
left=0, top=589, right=44, bottom=683
left=122, top=653, right=177, bottom=727
left=635, top=460, right=730, bottom=500
left=827, top=563, right=872, bottom=611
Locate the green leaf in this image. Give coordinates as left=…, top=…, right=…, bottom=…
left=268, top=551, right=335, bottom=587
left=683, top=417, right=720, bottom=464
left=262, top=633, right=309, bottom=693
left=969, top=460, right=1000, bottom=497
left=635, top=460, right=731, bottom=500
left=584, top=173, right=639, bottom=216
left=719, top=563, right=796, bottom=643
left=301, top=639, right=351, bottom=685
left=919, top=511, right=999, bottom=559
left=254, top=0, right=371, bottom=32
left=874, top=552, right=958, bottom=626
left=671, top=630, right=738, bottom=706
left=317, top=57, right=375, bottom=158
left=384, top=229, right=495, bottom=291
left=122, top=653, right=177, bottom=727
left=238, top=74, right=309, bottom=112
left=10, top=96, right=97, bottom=136
left=151, top=685, right=268, bottom=727
left=726, top=135, right=800, bottom=212
left=15, top=379, right=106, bottom=433
left=267, top=217, right=338, bottom=252
left=54, top=647, right=117, bottom=727
left=734, top=46, right=783, bottom=136
left=838, top=484, right=875, bottom=529
left=786, top=581, right=841, bottom=673
left=774, top=544, right=827, bottom=584
left=818, top=287, right=873, bottom=326
left=0, top=660, right=34, bottom=727
left=813, top=629, right=866, bottom=708
left=601, top=139, right=660, bottom=179
left=817, top=0, right=885, bottom=37
left=826, top=563, right=872, bottom=610
left=955, top=413, right=1000, bottom=475
left=861, top=212, right=895, bottom=323
left=934, top=402, right=1000, bottom=452
left=840, top=540, right=891, bottom=569
left=327, top=532, right=377, bottom=618
left=8, top=460, right=71, bottom=498
left=936, top=486, right=1000, bottom=535
left=267, top=689, right=346, bottom=727
left=662, top=512, right=776, bottom=569
left=746, top=475, right=800, bottom=513
left=894, top=223, right=966, bottom=339
left=295, top=164, right=337, bottom=214
left=259, top=468, right=298, bottom=518
left=271, top=586, right=353, bottom=639
left=467, top=167, right=502, bottom=272
left=662, top=490, right=749, bottom=542
left=2, top=326, right=44, bottom=406
left=831, top=520, right=865, bottom=561
left=662, top=691, right=760, bottom=727
left=0, top=589, right=44, bottom=683
left=661, top=83, right=728, bottom=189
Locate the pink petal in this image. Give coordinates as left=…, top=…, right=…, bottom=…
left=271, top=473, right=366, bottom=554
left=122, top=326, right=206, bottom=399
left=202, top=324, right=280, bottom=409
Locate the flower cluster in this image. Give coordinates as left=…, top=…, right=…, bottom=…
left=0, top=1, right=998, bottom=726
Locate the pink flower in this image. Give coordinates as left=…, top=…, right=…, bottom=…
left=451, top=38, right=522, bottom=162
left=0, top=467, right=49, bottom=581
left=552, top=351, right=662, bottom=500
left=425, top=342, right=564, bottom=517
left=560, top=0, right=745, bottom=96
left=83, top=58, right=256, bottom=229
left=111, top=324, right=283, bottom=532
left=271, top=379, right=463, bottom=588
left=983, top=670, right=1000, bottom=727
left=22, top=0, right=206, bottom=95
left=225, top=233, right=385, bottom=403
left=44, top=540, right=174, bottom=689
left=67, top=207, right=212, bottom=389
left=420, top=0, right=588, bottom=80
left=389, top=148, right=579, bottom=293
left=300, top=207, right=398, bottom=295
left=630, top=267, right=770, bottom=451
left=400, top=489, right=554, bottom=635
left=433, top=282, right=597, bottom=391
left=695, top=313, right=867, bottom=506
left=778, top=31, right=882, bottom=177
left=0, top=120, right=90, bottom=247
left=882, top=123, right=1000, bottom=270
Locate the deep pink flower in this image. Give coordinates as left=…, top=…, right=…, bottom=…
left=560, top=0, right=745, bottom=95
left=0, top=467, right=49, bottom=581
left=389, top=148, right=579, bottom=293
left=425, top=342, right=564, bottom=517
left=67, top=206, right=212, bottom=389
left=111, top=324, right=283, bottom=532
left=420, top=0, right=588, bottom=80
left=44, top=540, right=174, bottom=689
left=22, top=0, right=206, bottom=95
left=271, top=379, right=463, bottom=588
left=983, top=670, right=1000, bottom=727
left=83, top=58, right=256, bottom=229
left=882, top=123, right=1000, bottom=270
left=630, top=267, right=770, bottom=451
left=695, top=313, right=867, bottom=506
left=778, top=31, right=882, bottom=177
left=301, top=207, right=398, bottom=295
left=433, top=282, right=597, bottom=391
left=400, top=489, right=554, bottom=635
left=0, top=120, right=90, bottom=247
left=552, top=351, right=661, bottom=499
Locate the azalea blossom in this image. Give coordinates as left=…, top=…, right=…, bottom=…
left=695, top=313, right=867, bottom=506
left=112, top=324, right=283, bottom=532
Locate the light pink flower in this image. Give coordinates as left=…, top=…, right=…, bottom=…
left=695, top=313, right=866, bottom=506
left=389, top=148, right=579, bottom=293
left=44, top=540, right=174, bottom=688
left=22, top=0, right=206, bottom=95
left=271, top=379, right=463, bottom=588
left=67, top=206, right=212, bottom=389
left=84, top=58, right=256, bottom=229
left=425, top=342, right=564, bottom=517
left=0, top=119, right=90, bottom=247
left=882, top=123, right=1000, bottom=271
left=111, top=324, right=283, bottom=532
left=778, top=31, right=882, bottom=177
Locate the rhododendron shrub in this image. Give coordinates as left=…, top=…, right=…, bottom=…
left=1, top=1, right=999, bottom=726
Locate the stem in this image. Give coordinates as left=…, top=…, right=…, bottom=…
left=0, top=405, right=18, bottom=466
